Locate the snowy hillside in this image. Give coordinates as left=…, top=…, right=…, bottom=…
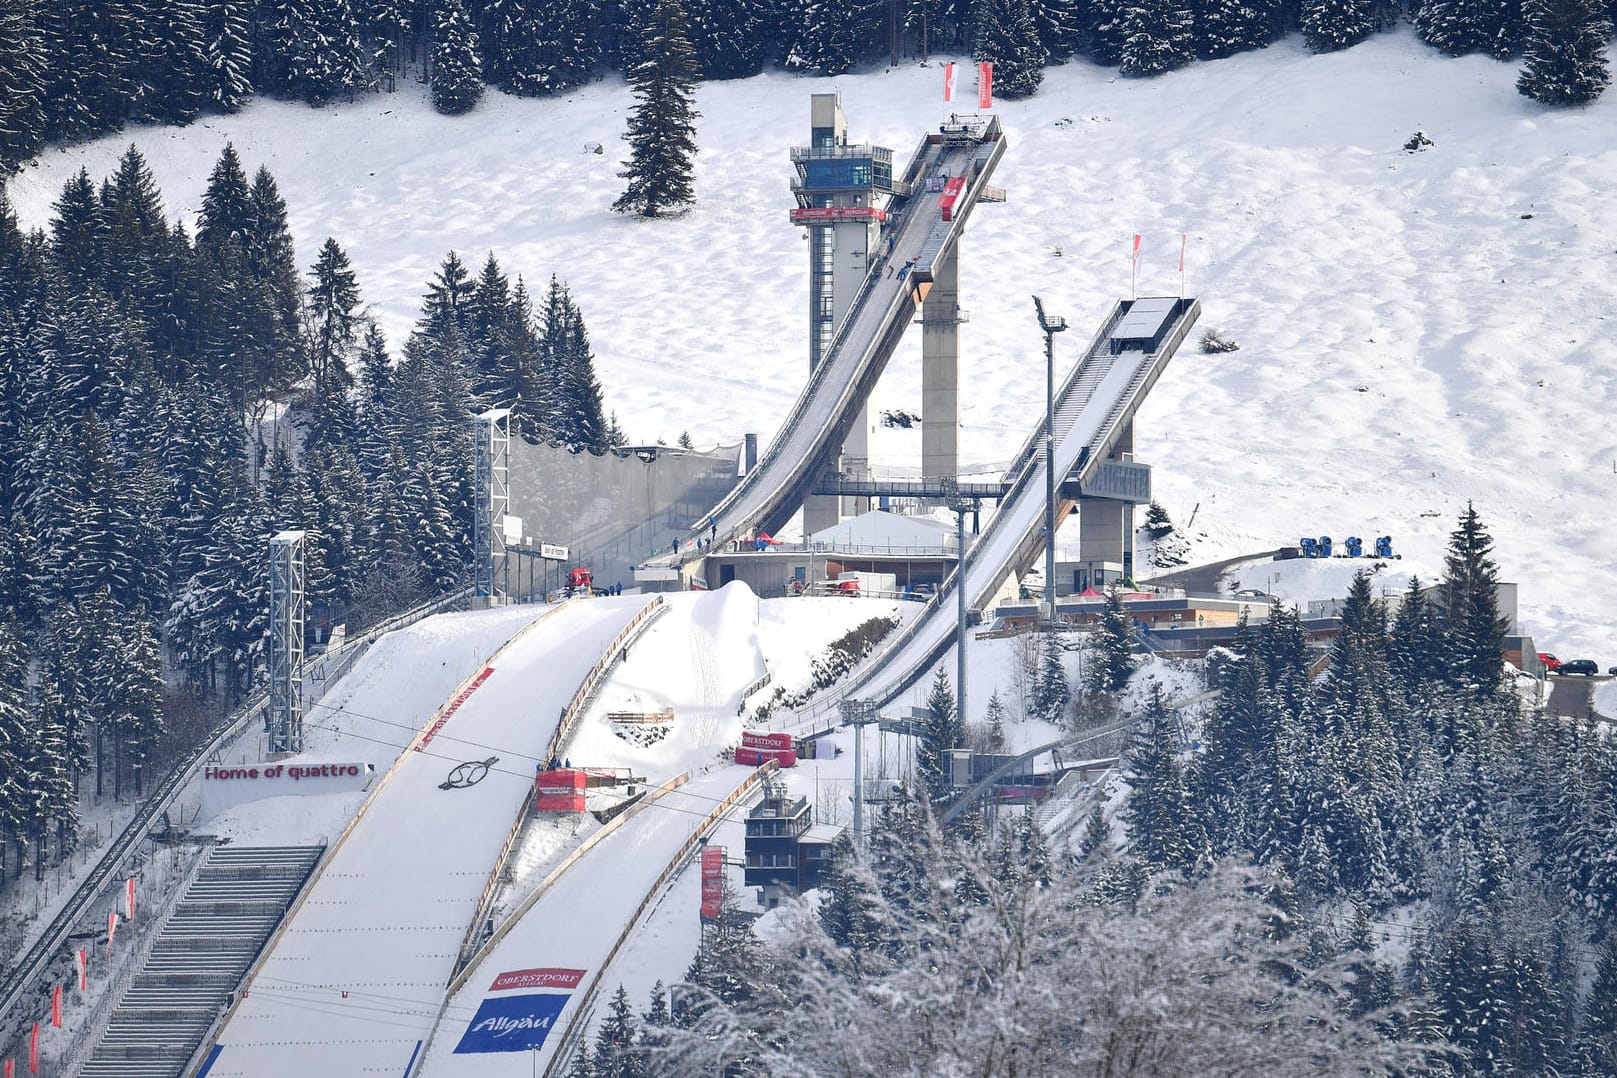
left=10, top=29, right=1614, bottom=659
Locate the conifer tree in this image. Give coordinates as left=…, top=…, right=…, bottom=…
left=306, top=237, right=362, bottom=434
left=1028, top=0, right=1083, bottom=58
left=203, top=0, right=255, bottom=111
left=1439, top=503, right=1509, bottom=697
left=130, top=0, right=210, bottom=124
left=1194, top=0, right=1281, bottom=58
left=1120, top=0, right=1196, bottom=74
left=1517, top=0, right=1610, bottom=104
left=482, top=0, right=598, bottom=96
left=974, top=0, right=1048, bottom=97
left=594, top=985, right=642, bottom=1078
left=614, top=0, right=700, bottom=217
left=788, top=0, right=883, bottom=72
left=1092, top=588, right=1136, bottom=693
left=984, top=688, right=1009, bottom=751
left=686, top=0, right=771, bottom=76
left=918, top=666, right=962, bottom=801
left=1032, top=631, right=1071, bottom=722
left=430, top=0, right=483, bottom=115
left=1084, top=0, right=1133, bottom=62
left=1389, top=574, right=1440, bottom=697
left=1300, top=0, right=1376, bottom=50
left=0, top=0, right=48, bottom=172
left=682, top=876, right=765, bottom=1017
left=1123, top=683, right=1203, bottom=872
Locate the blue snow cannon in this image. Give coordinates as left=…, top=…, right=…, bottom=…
left=1344, top=536, right=1363, bottom=558
left=1299, top=537, right=1319, bottom=558
left=1374, top=535, right=1393, bottom=558
left=1318, top=535, right=1333, bottom=558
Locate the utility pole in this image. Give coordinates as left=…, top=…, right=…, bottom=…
left=1032, top=297, right=1068, bottom=627
left=841, top=699, right=879, bottom=849
left=943, top=477, right=974, bottom=734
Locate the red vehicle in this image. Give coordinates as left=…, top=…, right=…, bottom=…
left=565, top=567, right=595, bottom=597
left=1537, top=652, right=1561, bottom=673
left=938, top=176, right=967, bottom=221
left=837, top=579, right=861, bottom=597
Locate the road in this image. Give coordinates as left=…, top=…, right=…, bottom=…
left=1141, top=550, right=1277, bottom=597
left=1546, top=672, right=1612, bottom=719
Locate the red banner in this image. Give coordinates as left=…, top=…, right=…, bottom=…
left=788, top=206, right=887, bottom=224
left=1178, top=233, right=1186, bottom=272
left=50, top=987, right=61, bottom=1028
left=488, top=968, right=586, bottom=993
left=700, top=846, right=725, bottom=918
left=75, top=949, right=87, bottom=993
left=107, top=912, right=117, bottom=955
left=6, top=1054, right=14, bottom=1077
left=944, top=62, right=957, bottom=102
left=741, top=731, right=794, bottom=752
left=978, top=62, right=994, bottom=109
left=28, top=1023, right=37, bottom=1074
left=126, top=876, right=136, bottom=921
left=417, top=666, right=494, bottom=751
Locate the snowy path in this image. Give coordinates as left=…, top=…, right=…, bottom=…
left=202, top=597, right=649, bottom=1078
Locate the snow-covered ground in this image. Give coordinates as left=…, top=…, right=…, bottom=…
left=9, top=30, right=1614, bottom=664
left=10, top=28, right=1617, bottom=1065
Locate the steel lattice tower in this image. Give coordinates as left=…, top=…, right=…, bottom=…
left=473, top=408, right=511, bottom=603
left=268, top=530, right=306, bottom=755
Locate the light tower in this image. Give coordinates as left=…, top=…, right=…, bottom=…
left=267, top=530, right=306, bottom=756
left=473, top=407, right=510, bottom=605
left=790, top=93, right=895, bottom=535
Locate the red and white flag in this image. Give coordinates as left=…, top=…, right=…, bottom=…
left=1132, top=233, right=1143, bottom=269
left=977, top=62, right=994, bottom=109
left=126, top=877, right=135, bottom=921
left=75, top=949, right=87, bottom=993
left=943, top=62, right=957, bottom=102
left=1178, top=233, right=1187, bottom=272
left=50, top=987, right=61, bottom=1029
left=107, top=912, right=118, bottom=955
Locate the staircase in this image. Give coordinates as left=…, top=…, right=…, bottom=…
left=76, top=845, right=323, bottom=1078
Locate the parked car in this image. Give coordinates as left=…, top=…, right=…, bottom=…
left=1537, top=652, right=1561, bottom=672
left=1560, top=659, right=1599, bottom=676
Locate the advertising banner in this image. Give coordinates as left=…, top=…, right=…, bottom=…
left=740, top=731, right=793, bottom=752
left=977, top=62, right=994, bottom=109
left=700, top=846, right=726, bottom=918
left=199, top=761, right=375, bottom=820
left=452, top=968, right=585, bottom=1056
left=944, top=62, right=957, bottom=102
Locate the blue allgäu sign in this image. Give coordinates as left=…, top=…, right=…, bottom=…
left=453, top=992, right=571, bottom=1054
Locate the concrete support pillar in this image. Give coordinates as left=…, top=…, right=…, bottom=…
left=921, top=244, right=960, bottom=482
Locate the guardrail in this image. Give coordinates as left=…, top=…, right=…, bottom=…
left=736, top=672, right=772, bottom=719
left=453, top=596, right=667, bottom=978
left=181, top=593, right=577, bottom=1076
left=0, top=584, right=470, bottom=1044
left=540, top=763, right=777, bottom=1077
left=544, top=596, right=667, bottom=765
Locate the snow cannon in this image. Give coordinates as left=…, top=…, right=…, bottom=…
left=1374, top=536, right=1394, bottom=558
left=1344, top=536, right=1363, bottom=558
left=1298, top=537, right=1319, bottom=559
left=1318, top=536, right=1333, bottom=558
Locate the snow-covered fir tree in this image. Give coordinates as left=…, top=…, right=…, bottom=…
left=1517, top=0, right=1611, bottom=103
left=974, top=0, right=1048, bottom=97
left=787, top=0, right=882, bottom=73
left=918, top=666, right=961, bottom=800
left=614, top=0, right=701, bottom=217
left=1300, top=0, right=1376, bottom=50
left=1194, top=0, right=1282, bottom=57
left=1121, top=0, right=1197, bottom=74
left=686, top=0, right=772, bottom=77
left=430, top=0, right=483, bottom=115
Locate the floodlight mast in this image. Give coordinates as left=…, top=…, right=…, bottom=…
left=1032, top=297, right=1067, bottom=626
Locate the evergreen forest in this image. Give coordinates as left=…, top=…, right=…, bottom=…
left=1, top=0, right=1610, bottom=185
left=568, top=510, right=1617, bottom=1076
left=0, top=145, right=614, bottom=881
